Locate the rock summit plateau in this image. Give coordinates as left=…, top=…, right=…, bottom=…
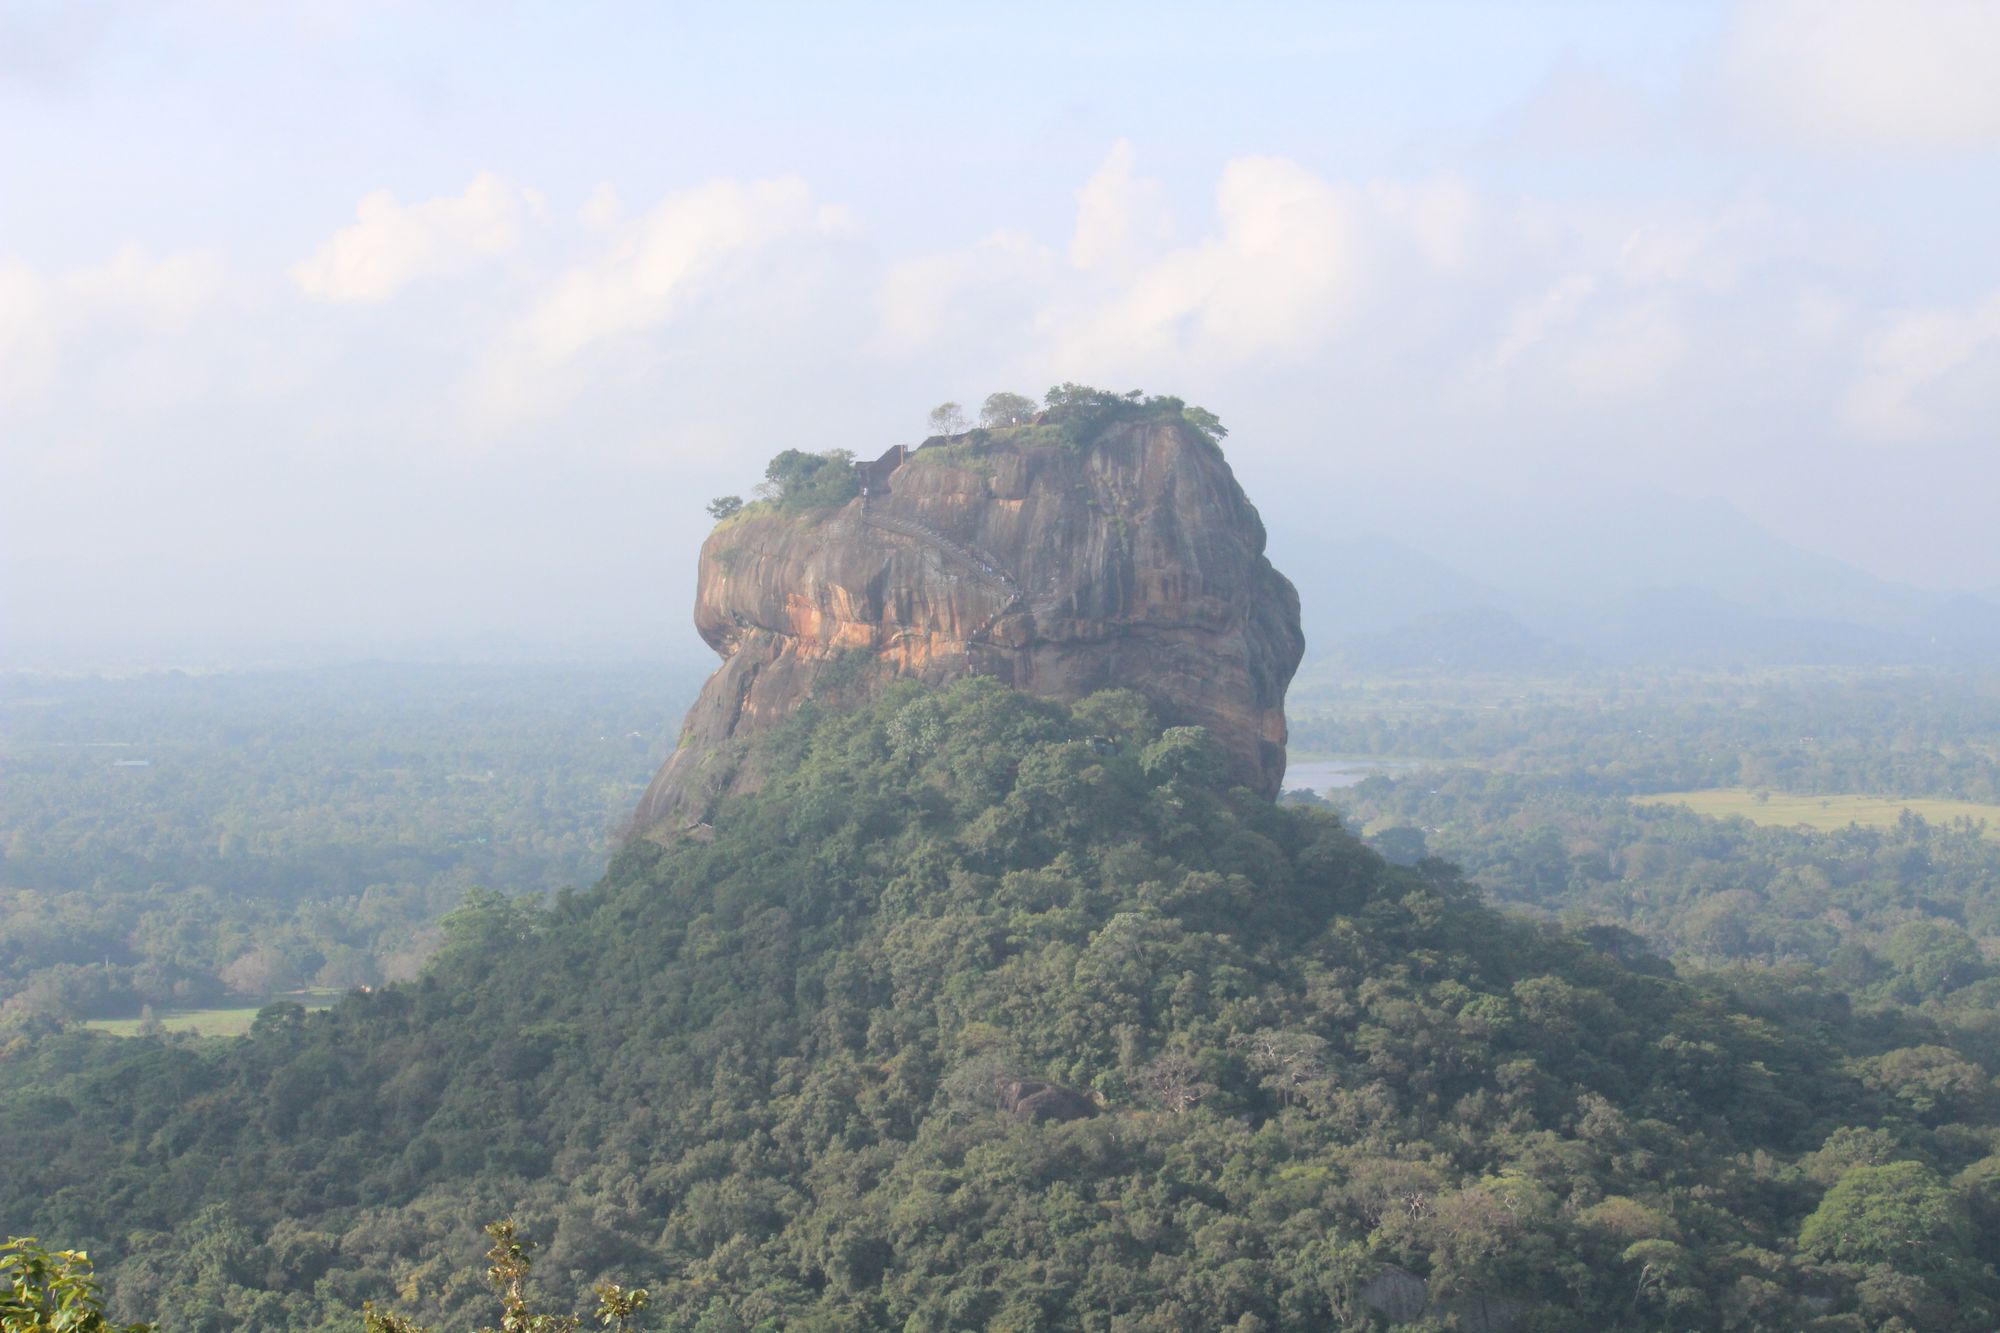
left=637, top=407, right=1304, bottom=832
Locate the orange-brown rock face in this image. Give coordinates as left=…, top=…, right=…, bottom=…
left=636, top=417, right=1304, bottom=830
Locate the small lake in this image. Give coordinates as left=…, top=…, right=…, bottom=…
left=1283, top=756, right=1431, bottom=795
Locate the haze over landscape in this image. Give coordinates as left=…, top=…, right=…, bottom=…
left=15, top=6, right=2000, bottom=1331
left=5, top=0, right=1999, bottom=667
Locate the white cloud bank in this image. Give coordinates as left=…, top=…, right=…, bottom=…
left=520, top=176, right=852, bottom=366
left=1724, top=0, right=2000, bottom=150
left=887, top=146, right=1830, bottom=424
left=1049, top=154, right=1372, bottom=371
left=446, top=175, right=859, bottom=432
left=1844, top=288, right=2000, bottom=438
left=293, top=172, right=540, bottom=302
left=13, top=139, right=2000, bottom=661
left=0, top=245, right=225, bottom=408
left=883, top=147, right=1386, bottom=379
left=16, top=147, right=1979, bottom=464
left=1068, top=139, right=1175, bottom=273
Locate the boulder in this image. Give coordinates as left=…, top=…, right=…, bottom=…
left=637, top=415, right=1304, bottom=832
left=998, top=1078, right=1098, bottom=1124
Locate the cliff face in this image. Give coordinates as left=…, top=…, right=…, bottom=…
left=637, top=416, right=1304, bottom=831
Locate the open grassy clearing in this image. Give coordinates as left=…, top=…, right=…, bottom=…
left=86, top=992, right=340, bottom=1037
left=1636, top=787, right=2000, bottom=837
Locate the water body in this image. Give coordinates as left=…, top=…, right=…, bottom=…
left=1283, top=756, right=1431, bottom=796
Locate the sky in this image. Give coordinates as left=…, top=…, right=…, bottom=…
left=4, top=0, right=1999, bottom=666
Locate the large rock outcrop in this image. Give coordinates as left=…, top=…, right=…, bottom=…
left=637, top=414, right=1304, bottom=831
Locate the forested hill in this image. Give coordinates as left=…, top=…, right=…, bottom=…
left=6, top=680, right=1999, bottom=1330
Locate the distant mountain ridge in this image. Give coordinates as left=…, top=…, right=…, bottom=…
left=1304, top=605, right=1585, bottom=676
left=1269, top=486, right=2000, bottom=672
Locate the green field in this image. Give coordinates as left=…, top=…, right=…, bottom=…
left=1637, top=787, right=2000, bottom=837
left=86, top=993, right=339, bottom=1038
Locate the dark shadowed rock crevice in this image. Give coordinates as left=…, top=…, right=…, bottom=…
left=637, top=416, right=1304, bottom=832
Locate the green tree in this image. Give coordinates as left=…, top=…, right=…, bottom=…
left=1620, top=1239, right=1703, bottom=1321
left=1865, top=1045, right=1993, bottom=1123
left=1182, top=405, right=1227, bottom=441
left=1, top=1237, right=151, bottom=1333
left=758, top=450, right=857, bottom=510
left=1798, top=1161, right=1974, bottom=1275
left=362, top=1221, right=649, bottom=1333
left=926, top=402, right=967, bottom=437
left=978, top=392, right=1035, bottom=428
left=1042, top=383, right=1124, bottom=411
left=1883, top=920, right=1985, bottom=1000
left=704, top=496, right=743, bottom=521
left=1138, top=726, right=1223, bottom=787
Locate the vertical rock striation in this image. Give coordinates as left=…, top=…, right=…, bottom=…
left=637, top=414, right=1304, bottom=832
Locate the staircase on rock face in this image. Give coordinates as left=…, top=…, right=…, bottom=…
left=861, top=498, right=1024, bottom=638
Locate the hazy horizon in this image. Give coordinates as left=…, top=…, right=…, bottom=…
left=6, top=1, right=1999, bottom=669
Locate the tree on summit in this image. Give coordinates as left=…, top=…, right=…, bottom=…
left=1183, top=405, right=1228, bottom=441
left=979, top=392, right=1035, bottom=427
left=756, top=449, right=857, bottom=510
left=926, top=402, right=967, bottom=436
left=1043, top=383, right=1127, bottom=412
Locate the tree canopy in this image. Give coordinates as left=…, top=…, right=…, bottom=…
left=978, top=392, right=1036, bottom=428
left=757, top=448, right=857, bottom=511
left=925, top=403, right=967, bottom=437
left=6, top=678, right=1999, bottom=1329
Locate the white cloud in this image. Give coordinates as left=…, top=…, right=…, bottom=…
left=74, top=245, right=224, bottom=321
left=1491, top=57, right=1664, bottom=154
left=1367, top=178, right=1479, bottom=274
left=1069, top=139, right=1175, bottom=272
left=0, top=259, right=57, bottom=403
left=1472, top=196, right=1814, bottom=405
left=0, top=245, right=225, bottom=407
left=579, top=183, right=623, bottom=230
left=1618, top=216, right=1733, bottom=288
left=15, top=136, right=2000, bottom=658
left=1843, top=288, right=2000, bottom=438
left=1481, top=277, right=1691, bottom=399
left=520, top=176, right=851, bottom=366
left=1488, top=271, right=1599, bottom=372
left=1723, top=0, right=2000, bottom=150
left=1045, top=155, right=1367, bottom=371
left=892, top=148, right=1791, bottom=416
left=1564, top=298, right=1688, bottom=398
left=877, top=231, right=1054, bottom=357
left=294, top=172, right=538, bottom=303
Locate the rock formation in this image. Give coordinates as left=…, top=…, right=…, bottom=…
left=636, top=410, right=1304, bottom=832
left=998, top=1079, right=1099, bottom=1125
